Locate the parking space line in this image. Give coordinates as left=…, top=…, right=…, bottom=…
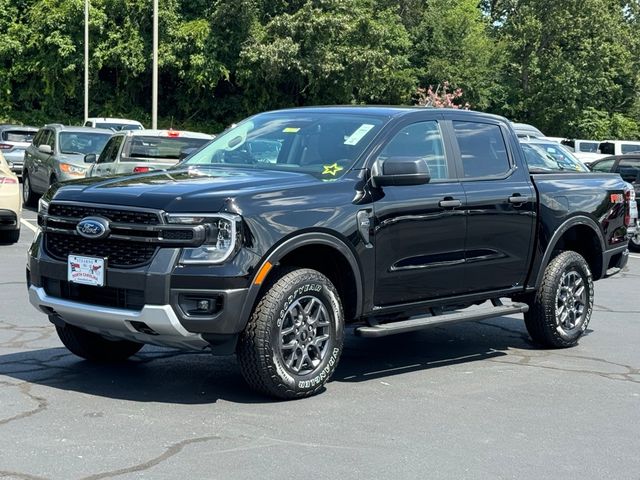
left=20, top=218, right=38, bottom=233
left=630, top=254, right=640, bottom=259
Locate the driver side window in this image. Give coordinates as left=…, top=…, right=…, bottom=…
left=377, top=121, right=450, bottom=180
left=98, top=136, right=122, bottom=164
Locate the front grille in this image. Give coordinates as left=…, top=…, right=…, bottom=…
left=161, top=229, right=194, bottom=240
left=43, top=278, right=145, bottom=311
left=45, top=232, right=157, bottom=268
left=48, top=204, right=160, bottom=224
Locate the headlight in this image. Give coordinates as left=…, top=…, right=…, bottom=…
left=60, top=163, right=86, bottom=175
left=38, top=198, right=49, bottom=215
left=166, top=213, right=241, bottom=264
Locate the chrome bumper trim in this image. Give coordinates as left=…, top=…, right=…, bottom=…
left=28, top=286, right=209, bottom=350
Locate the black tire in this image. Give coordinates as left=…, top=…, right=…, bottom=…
left=524, top=251, right=594, bottom=348
left=629, top=231, right=640, bottom=252
left=237, top=268, right=344, bottom=399
left=0, top=229, right=20, bottom=244
left=56, top=323, right=143, bottom=362
left=22, top=172, right=38, bottom=207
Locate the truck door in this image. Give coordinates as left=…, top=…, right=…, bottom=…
left=93, top=135, right=123, bottom=177
left=372, top=119, right=467, bottom=306
left=449, top=118, right=535, bottom=292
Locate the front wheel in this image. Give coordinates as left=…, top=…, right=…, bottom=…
left=524, top=251, right=594, bottom=348
left=237, top=268, right=344, bottom=399
left=56, top=322, right=143, bottom=362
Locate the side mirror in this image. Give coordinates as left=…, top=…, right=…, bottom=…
left=372, top=156, right=431, bottom=187
left=179, top=148, right=196, bottom=161
left=84, top=153, right=97, bottom=164
left=38, top=144, right=52, bottom=155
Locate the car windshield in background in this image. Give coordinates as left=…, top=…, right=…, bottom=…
left=521, top=144, right=563, bottom=171
left=526, top=142, right=589, bottom=172
left=2, top=130, right=36, bottom=142
left=96, top=123, right=142, bottom=131
left=126, top=136, right=210, bottom=161
left=179, top=112, right=385, bottom=178
left=59, top=132, right=111, bottom=155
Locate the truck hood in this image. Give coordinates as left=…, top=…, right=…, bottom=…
left=50, top=166, right=325, bottom=212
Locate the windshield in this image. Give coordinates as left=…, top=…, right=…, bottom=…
left=96, top=122, right=142, bottom=131
left=125, top=136, right=210, bottom=161
left=525, top=142, right=589, bottom=172
left=521, top=144, right=562, bottom=171
left=180, top=112, right=385, bottom=178
left=59, top=132, right=111, bottom=155
left=578, top=141, right=599, bottom=153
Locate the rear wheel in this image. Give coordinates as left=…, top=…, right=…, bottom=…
left=237, top=268, right=344, bottom=399
left=22, top=172, right=38, bottom=207
left=56, top=322, right=143, bottom=362
left=524, top=251, right=594, bottom=348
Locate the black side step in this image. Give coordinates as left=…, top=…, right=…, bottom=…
left=355, top=302, right=529, bottom=338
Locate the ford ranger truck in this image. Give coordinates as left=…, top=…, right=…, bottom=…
left=27, top=107, right=633, bottom=399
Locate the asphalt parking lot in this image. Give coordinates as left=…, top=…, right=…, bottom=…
left=1, top=210, right=639, bottom=480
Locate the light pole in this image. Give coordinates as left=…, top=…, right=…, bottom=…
left=151, top=0, right=158, bottom=129
left=84, top=0, right=89, bottom=122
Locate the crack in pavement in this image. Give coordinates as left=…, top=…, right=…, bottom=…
left=0, top=471, right=50, bottom=480
left=79, top=435, right=221, bottom=480
left=0, top=381, right=49, bottom=427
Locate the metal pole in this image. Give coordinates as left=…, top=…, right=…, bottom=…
left=84, top=0, right=89, bottom=122
left=151, top=0, right=158, bottom=129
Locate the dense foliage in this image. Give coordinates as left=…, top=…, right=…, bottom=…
left=0, top=0, right=638, bottom=138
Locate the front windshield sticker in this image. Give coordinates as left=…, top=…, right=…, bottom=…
left=322, top=163, right=344, bottom=176
left=283, top=127, right=301, bottom=133
left=344, top=124, right=375, bottom=146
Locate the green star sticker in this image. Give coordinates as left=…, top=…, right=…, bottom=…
left=322, top=163, right=344, bottom=176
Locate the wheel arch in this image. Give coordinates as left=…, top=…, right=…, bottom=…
left=239, top=232, right=364, bottom=328
left=535, top=215, right=606, bottom=287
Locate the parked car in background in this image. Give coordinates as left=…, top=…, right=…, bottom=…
left=22, top=125, right=112, bottom=206
left=562, top=138, right=600, bottom=154
left=86, top=129, right=213, bottom=177
left=84, top=118, right=144, bottom=131
left=521, top=139, right=589, bottom=172
left=511, top=122, right=545, bottom=139
left=0, top=125, right=38, bottom=178
left=599, top=140, right=640, bottom=156
left=0, top=151, right=21, bottom=243
left=589, top=154, right=640, bottom=251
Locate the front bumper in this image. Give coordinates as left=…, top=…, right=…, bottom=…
left=27, top=232, right=258, bottom=351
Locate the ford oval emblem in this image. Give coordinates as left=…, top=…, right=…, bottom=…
left=76, top=217, right=110, bottom=240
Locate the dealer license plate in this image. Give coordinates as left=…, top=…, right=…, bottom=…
left=68, top=255, right=105, bottom=287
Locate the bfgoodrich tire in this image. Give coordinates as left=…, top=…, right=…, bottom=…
left=56, top=323, right=143, bottom=361
left=524, top=251, right=594, bottom=348
left=237, top=268, right=344, bottom=400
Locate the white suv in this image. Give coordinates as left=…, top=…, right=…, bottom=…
left=84, top=118, right=144, bottom=131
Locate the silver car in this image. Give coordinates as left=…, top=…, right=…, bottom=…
left=22, top=125, right=112, bottom=206
left=86, top=129, right=213, bottom=177
left=0, top=125, right=38, bottom=178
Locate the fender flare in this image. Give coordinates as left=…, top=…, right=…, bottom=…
left=534, top=215, right=606, bottom=287
left=238, top=232, right=364, bottom=327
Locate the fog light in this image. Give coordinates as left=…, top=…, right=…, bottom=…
left=177, top=293, right=222, bottom=316
left=197, top=300, right=211, bottom=311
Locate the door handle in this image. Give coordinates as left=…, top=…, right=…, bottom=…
left=439, top=199, right=462, bottom=208
left=508, top=195, right=531, bottom=204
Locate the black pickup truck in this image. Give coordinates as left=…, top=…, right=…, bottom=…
left=27, top=107, right=634, bottom=399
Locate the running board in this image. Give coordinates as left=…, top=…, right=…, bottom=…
left=355, top=302, right=529, bottom=338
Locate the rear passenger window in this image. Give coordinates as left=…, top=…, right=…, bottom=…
left=377, top=121, right=450, bottom=180
left=453, top=121, right=510, bottom=178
